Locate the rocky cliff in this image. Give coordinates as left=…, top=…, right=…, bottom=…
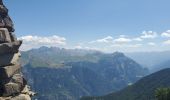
left=0, top=0, right=34, bottom=100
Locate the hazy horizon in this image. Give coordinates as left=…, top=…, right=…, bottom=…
left=20, top=46, right=170, bottom=54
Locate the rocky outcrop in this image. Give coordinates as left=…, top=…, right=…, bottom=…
left=0, top=0, right=34, bottom=100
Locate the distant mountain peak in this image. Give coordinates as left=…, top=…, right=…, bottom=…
left=112, top=52, right=125, bottom=57
left=38, top=46, right=50, bottom=50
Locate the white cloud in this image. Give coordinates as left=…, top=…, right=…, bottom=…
left=140, top=31, right=157, bottom=39
left=127, top=44, right=143, bottom=48
left=148, top=42, right=156, bottom=46
left=19, top=35, right=66, bottom=51
left=74, top=45, right=83, bottom=49
left=19, top=35, right=66, bottom=45
left=133, top=37, right=143, bottom=41
left=163, top=40, right=170, bottom=45
left=73, top=46, right=99, bottom=51
left=111, top=43, right=142, bottom=48
left=119, top=35, right=126, bottom=37
left=161, top=30, right=170, bottom=38
left=111, top=44, right=122, bottom=47
left=89, top=36, right=113, bottom=43
left=113, top=37, right=131, bottom=44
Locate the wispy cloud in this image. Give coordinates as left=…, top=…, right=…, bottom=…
left=140, top=31, right=157, bottom=39
left=113, top=37, right=132, bottom=44
left=74, top=45, right=83, bottom=49
left=84, top=30, right=169, bottom=52
left=19, top=29, right=170, bottom=52
left=127, top=44, right=143, bottom=48
left=163, top=40, right=170, bottom=45
left=19, top=35, right=66, bottom=51
left=89, top=36, right=132, bottom=45
left=133, top=38, right=143, bottom=41
left=148, top=42, right=156, bottom=46
left=89, top=36, right=113, bottom=43
left=161, top=30, right=170, bottom=38
left=111, top=44, right=142, bottom=48
left=19, top=35, right=66, bottom=45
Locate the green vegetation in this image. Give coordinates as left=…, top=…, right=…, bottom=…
left=155, top=88, right=170, bottom=100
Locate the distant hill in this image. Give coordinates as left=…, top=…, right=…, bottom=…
left=22, top=47, right=148, bottom=100
left=81, top=68, right=170, bottom=100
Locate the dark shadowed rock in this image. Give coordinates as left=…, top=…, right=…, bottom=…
left=0, top=4, right=8, bottom=16
left=0, top=0, right=2, bottom=5
left=0, top=52, right=21, bottom=67
left=0, top=63, right=21, bottom=80
left=0, top=41, right=22, bottom=55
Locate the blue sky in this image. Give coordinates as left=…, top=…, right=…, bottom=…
left=4, top=0, right=170, bottom=52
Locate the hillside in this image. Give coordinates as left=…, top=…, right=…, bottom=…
left=81, top=68, right=170, bottom=100
left=24, top=65, right=114, bottom=100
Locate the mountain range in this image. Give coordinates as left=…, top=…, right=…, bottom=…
left=21, top=47, right=148, bottom=100
left=22, top=47, right=170, bottom=71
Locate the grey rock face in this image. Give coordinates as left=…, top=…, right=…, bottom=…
left=0, top=53, right=21, bottom=67
left=0, top=63, right=21, bottom=80
left=0, top=0, right=34, bottom=99
left=0, top=28, right=11, bottom=43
